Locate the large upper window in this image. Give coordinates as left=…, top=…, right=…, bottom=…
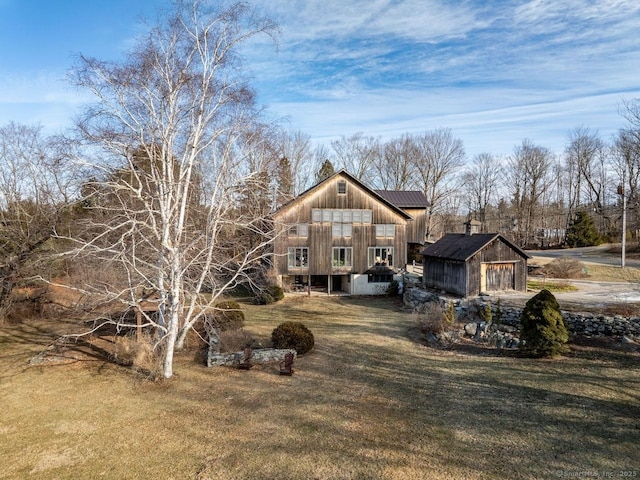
left=288, top=223, right=308, bottom=237
left=332, top=247, right=353, bottom=268
left=332, top=223, right=352, bottom=237
left=311, top=209, right=372, bottom=224
left=288, top=247, right=309, bottom=268
left=368, top=247, right=394, bottom=267
left=375, top=224, right=396, bottom=238
left=337, top=180, right=347, bottom=194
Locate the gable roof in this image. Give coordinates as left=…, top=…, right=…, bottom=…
left=421, top=233, right=530, bottom=261
left=272, top=169, right=413, bottom=220
left=374, top=190, right=429, bottom=208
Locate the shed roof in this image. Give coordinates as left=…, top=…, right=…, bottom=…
left=374, top=190, right=429, bottom=208
left=421, top=233, right=530, bottom=261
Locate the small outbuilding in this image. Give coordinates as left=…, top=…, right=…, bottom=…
left=421, top=224, right=529, bottom=297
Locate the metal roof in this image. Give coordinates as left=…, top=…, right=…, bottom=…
left=374, top=190, right=429, bottom=208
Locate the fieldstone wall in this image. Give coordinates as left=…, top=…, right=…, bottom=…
left=207, top=348, right=296, bottom=367
left=404, top=287, right=640, bottom=339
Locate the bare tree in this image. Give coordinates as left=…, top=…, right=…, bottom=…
left=564, top=126, right=608, bottom=219
left=613, top=100, right=640, bottom=240
left=461, top=153, right=503, bottom=227
left=274, top=129, right=314, bottom=197
left=372, top=134, right=418, bottom=190
left=330, top=132, right=380, bottom=185
left=65, top=1, right=278, bottom=378
left=412, top=128, right=466, bottom=239
left=0, top=123, right=79, bottom=319
left=508, top=139, right=553, bottom=246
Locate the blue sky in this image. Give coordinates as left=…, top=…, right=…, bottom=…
left=1, top=0, right=639, bottom=157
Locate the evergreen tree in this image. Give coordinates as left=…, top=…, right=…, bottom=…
left=520, top=289, right=569, bottom=357
left=565, top=211, right=601, bottom=247
left=316, top=159, right=335, bottom=183
left=276, top=156, right=294, bottom=205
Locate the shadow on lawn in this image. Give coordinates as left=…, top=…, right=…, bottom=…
left=218, top=296, right=640, bottom=479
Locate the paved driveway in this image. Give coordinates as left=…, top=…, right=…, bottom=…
left=526, top=244, right=640, bottom=268
left=494, top=245, right=640, bottom=308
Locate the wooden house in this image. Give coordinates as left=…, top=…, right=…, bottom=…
left=375, top=190, right=428, bottom=261
left=271, top=170, right=429, bottom=295
left=421, top=222, right=529, bottom=297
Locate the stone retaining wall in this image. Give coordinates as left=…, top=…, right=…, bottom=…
left=404, top=287, right=640, bottom=339
left=207, top=348, right=296, bottom=367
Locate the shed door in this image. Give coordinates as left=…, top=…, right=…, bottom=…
left=482, top=263, right=515, bottom=291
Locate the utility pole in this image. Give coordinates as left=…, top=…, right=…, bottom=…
left=619, top=171, right=627, bottom=268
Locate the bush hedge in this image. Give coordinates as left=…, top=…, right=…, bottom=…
left=271, top=321, right=315, bottom=355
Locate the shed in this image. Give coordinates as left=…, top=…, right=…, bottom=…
left=421, top=232, right=529, bottom=297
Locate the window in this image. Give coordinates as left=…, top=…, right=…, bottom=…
left=288, top=223, right=308, bottom=237
left=375, top=224, right=395, bottom=238
left=368, top=247, right=394, bottom=267
left=288, top=247, right=309, bottom=268
left=310, top=209, right=372, bottom=224
left=332, top=223, right=352, bottom=237
left=332, top=247, right=353, bottom=267
left=337, top=180, right=347, bottom=194
left=368, top=273, right=393, bottom=283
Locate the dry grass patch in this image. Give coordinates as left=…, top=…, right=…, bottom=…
left=527, top=279, right=577, bottom=293
left=0, top=296, right=639, bottom=479
left=584, top=264, right=640, bottom=282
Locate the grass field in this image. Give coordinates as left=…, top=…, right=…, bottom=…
left=1, top=295, right=639, bottom=479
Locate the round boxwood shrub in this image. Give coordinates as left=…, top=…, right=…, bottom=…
left=520, top=289, right=569, bottom=357
left=253, top=285, right=284, bottom=305
left=269, top=285, right=285, bottom=302
left=271, top=321, right=315, bottom=355
left=253, top=292, right=274, bottom=305
left=210, top=300, right=245, bottom=331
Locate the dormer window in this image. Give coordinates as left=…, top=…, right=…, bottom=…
left=337, top=180, right=347, bottom=195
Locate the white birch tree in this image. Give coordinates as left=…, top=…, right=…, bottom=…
left=66, top=1, right=278, bottom=378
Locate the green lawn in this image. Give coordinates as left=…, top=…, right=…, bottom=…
left=1, top=295, right=638, bottom=479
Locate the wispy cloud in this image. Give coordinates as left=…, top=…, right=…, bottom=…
left=1, top=0, right=638, bottom=157
left=247, top=0, right=640, bottom=156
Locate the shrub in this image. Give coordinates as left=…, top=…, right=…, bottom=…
left=540, top=257, right=586, bottom=279
left=253, top=292, right=275, bottom=305
left=386, top=280, right=400, bottom=296
left=113, top=334, right=161, bottom=377
left=208, top=301, right=245, bottom=331
left=415, top=301, right=455, bottom=334
left=269, top=285, right=285, bottom=302
left=271, top=321, right=315, bottom=355
left=253, top=285, right=284, bottom=305
left=520, top=289, right=569, bottom=358
left=219, top=329, right=255, bottom=353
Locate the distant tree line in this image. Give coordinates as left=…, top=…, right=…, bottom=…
left=264, top=100, right=640, bottom=248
